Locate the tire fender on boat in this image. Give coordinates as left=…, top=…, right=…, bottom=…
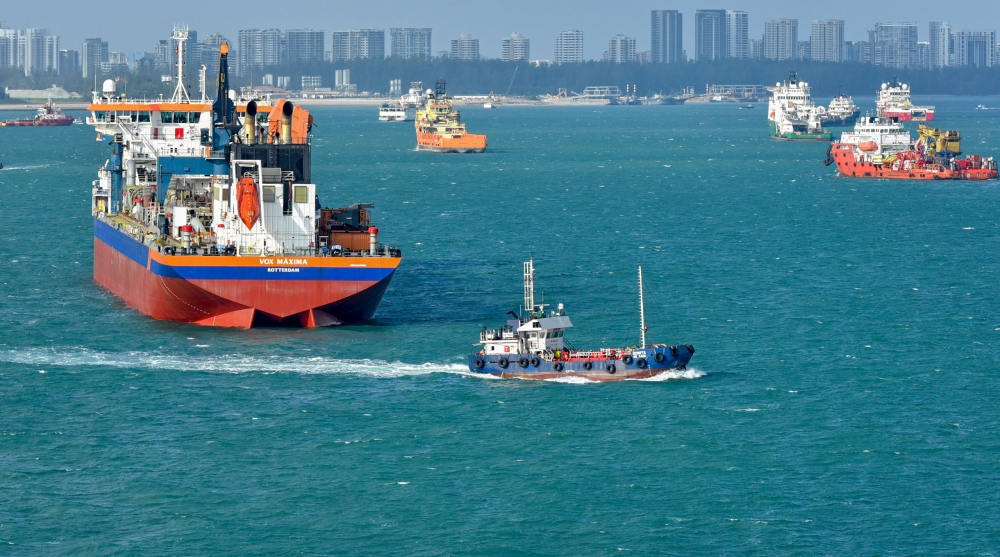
left=686, top=345, right=696, bottom=354
left=670, top=346, right=679, bottom=357
left=474, top=359, right=485, bottom=369
left=518, top=357, right=529, bottom=368
left=553, top=362, right=564, bottom=372
left=583, top=361, right=593, bottom=371
left=636, top=358, right=648, bottom=369
left=654, top=352, right=666, bottom=363
left=622, top=355, right=633, bottom=365
left=529, top=357, right=541, bottom=367
left=498, top=358, right=509, bottom=369
left=606, top=364, right=616, bottom=374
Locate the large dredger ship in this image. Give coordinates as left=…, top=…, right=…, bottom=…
left=87, top=29, right=401, bottom=328
left=415, top=79, right=487, bottom=153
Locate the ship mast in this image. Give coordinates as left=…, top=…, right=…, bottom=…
left=638, top=264, right=646, bottom=347
left=170, top=27, right=191, bottom=103
left=523, top=259, right=535, bottom=315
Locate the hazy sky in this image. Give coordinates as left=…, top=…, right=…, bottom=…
left=4, top=0, right=999, bottom=59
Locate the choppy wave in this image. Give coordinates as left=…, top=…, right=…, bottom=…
left=0, top=347, right=470, bottom=378
left=0, top=163, right=54, bottom=171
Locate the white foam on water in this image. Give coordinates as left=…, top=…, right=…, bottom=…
left=0, top=347, right=471, bottom=379
left=631, top=368, right=707, bottom=382
left=542, top=375, right=597, bottom=385
left=0, top=163, right=53, bottom=171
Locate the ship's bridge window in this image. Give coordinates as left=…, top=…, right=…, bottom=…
left=173, top=112, right=188, bottom=124
left=94, top=111, right=107, bottom=122
left=138, top=112, right=150, bottom=123
left=189, top=112, right=201, bottom=123
left=160, top=111, right=173, bottom=123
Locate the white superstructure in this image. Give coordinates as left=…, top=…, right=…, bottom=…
left=766, top=72, right=827, bottom=137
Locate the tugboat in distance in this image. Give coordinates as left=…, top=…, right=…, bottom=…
left=468, top=260, right=695, bottom=382
left=415, top=79, right=487, bottom=153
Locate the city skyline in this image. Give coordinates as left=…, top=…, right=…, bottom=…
left=2, top=0, right=999, bottom=60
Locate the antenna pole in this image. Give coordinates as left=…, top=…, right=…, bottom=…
left=638, top=264, right=646, bottom=347
left=523, top=259, right=535, bottom=315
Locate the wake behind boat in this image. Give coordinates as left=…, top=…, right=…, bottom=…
left=468, top=260, right=695, bottom=381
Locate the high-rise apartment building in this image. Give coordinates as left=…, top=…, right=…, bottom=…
left=238, top=29, right=286, bottom=76
left=199, top=33, right=228, bottom=71
left=501, top=32, right=530, bottom=62
left=390, top=28, right=432, bottom=58
left=82, top=37, right=109, bottom=78
left=928, top=21, right=952, bottom=69
left=605, top=34, right=636, bottom=63
left=286, top=29, right=325, bottom=63
left=450, top=33, right=479, bottom=60
left=748, top=38, right=763, bottom=59
left=555, top=30, right=584, bottom=63
left=844, top=41, right=864, bottom=62
left=331, top=29, right=384, bottom=61
left=2, top=28, right=60, bottom=75
left=58, top=49, right=79, bottom=76
left=810, top=20, right=844, bottom=62
left=954, top=30, right=996, bottom=67
left=651, top=10, right=683, bottom=63
left=869, top=22, right=918, bottom=68
left=694, top=9, right=727, bottom=61
left=763, top=19, right=797, bottom=61
left=726, top=11, right=748, bottom=59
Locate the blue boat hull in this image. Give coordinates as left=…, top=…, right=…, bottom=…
left=468, top=345, right=695, bottom=382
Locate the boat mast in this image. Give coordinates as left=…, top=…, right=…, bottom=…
left=170, top=27, right=191, bottom=103
left=523, top=259, right=535, bottom=315
left=638, top=264, right=646, bottom=347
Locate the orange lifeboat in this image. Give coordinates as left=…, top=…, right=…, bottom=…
left=858, top=141, right=878, bottom=152
left=236, top=175, right=261, bottom=230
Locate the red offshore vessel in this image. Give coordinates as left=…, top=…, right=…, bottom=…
left=876, top=77, right=935, bottom=122
left=87, top=30, right=401, bottom=328
left=0, top=100, right=74, bottom=127
left=825, top=115, right=997, bottom=180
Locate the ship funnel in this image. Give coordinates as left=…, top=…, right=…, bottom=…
left=280, top=101, right=294, bottom=144
left=244, top=101, right=257, bottom=145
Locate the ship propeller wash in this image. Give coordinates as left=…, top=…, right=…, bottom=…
left=468, top=260, right=696, bottom=381
left=88, top=29, right=401, bottom=328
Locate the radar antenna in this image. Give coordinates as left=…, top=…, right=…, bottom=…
left=169, top=27, right=191, bottom=103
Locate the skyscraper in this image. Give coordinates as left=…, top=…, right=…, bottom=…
left=869, top=23, right=918, bottom=68
left=199, top=33, right=229, bottom=72
left=694, top=10, right=727, bottom=61
left=82, top=37, right=109, bottom=78
left=331, top=29, right=384, bottom=61
left=605, top=34, right=637, bottom=63
left=928, top=21, right=952, bottom=69
left=450, top=33, right=479, bottom=60
left=18, top=28, right=58, bottom=76
left=726, top=11, right=748, bottom=59
left=763, top=19, right=797, bottom=61
left=501, top=32, right=530, bottom=62
left=810, top=20, right=844, bottom=62
left=238, top=29, right=286, bottom=76
left=286, top=29, right=325, bottom=63
left=651, top=10, right=683, bottom=63
left=953, top=30, right=996, bottom=67
left=390, top=28, right=432, bottom=58
left=555, top=30, right=584, bottom=63
left=58, top=49, right=79, bottom=76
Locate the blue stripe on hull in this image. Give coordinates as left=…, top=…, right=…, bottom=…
left=467, top=346, right=695, bottom=375
left=94, top=218, right=149, bottom=267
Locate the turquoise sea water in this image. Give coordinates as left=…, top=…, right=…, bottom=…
left=2, top=98, right=1000, bottom=555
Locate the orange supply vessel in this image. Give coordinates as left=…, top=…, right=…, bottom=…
left=414, top=79, right=486, bottom=153
left=825, top=116, right=997, bottom=181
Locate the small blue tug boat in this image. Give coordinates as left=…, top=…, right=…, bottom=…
left=468, top=260, right=695, bottom=381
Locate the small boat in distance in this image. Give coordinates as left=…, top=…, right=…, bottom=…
left=822, top=87, right=860, bottom=127
left=739, top=104, right=755, bottom=109
left=876, top=77, right=934, bottom=122
left=0, top=99, right=74, bottom=127
left=378, top=81, right=425, bottom=122
left=767, top=72, right=833, bottom=141
left=468, top=260, right=695, bottom=381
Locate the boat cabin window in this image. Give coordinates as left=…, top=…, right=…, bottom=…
left=160, top=111, right=173, bottom=123
left=173, top=112, right=189, bottom=124
left=138, top=111, right=150, bottom=123
left=294, top=186, right=308, bottom=204
left=189, top=112, right=201, bottom=123
left=94, top=111, right=107, bottom=122
left=262, top=186, right=276, bottom=203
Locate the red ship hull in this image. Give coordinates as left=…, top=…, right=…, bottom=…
left=1, top=117, right=74, bottom=127
left=831, top=143, right=998, bottom=180
left=882, top=110, right=935, bottom=122
left=94, top=219, right=399, bottom=328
